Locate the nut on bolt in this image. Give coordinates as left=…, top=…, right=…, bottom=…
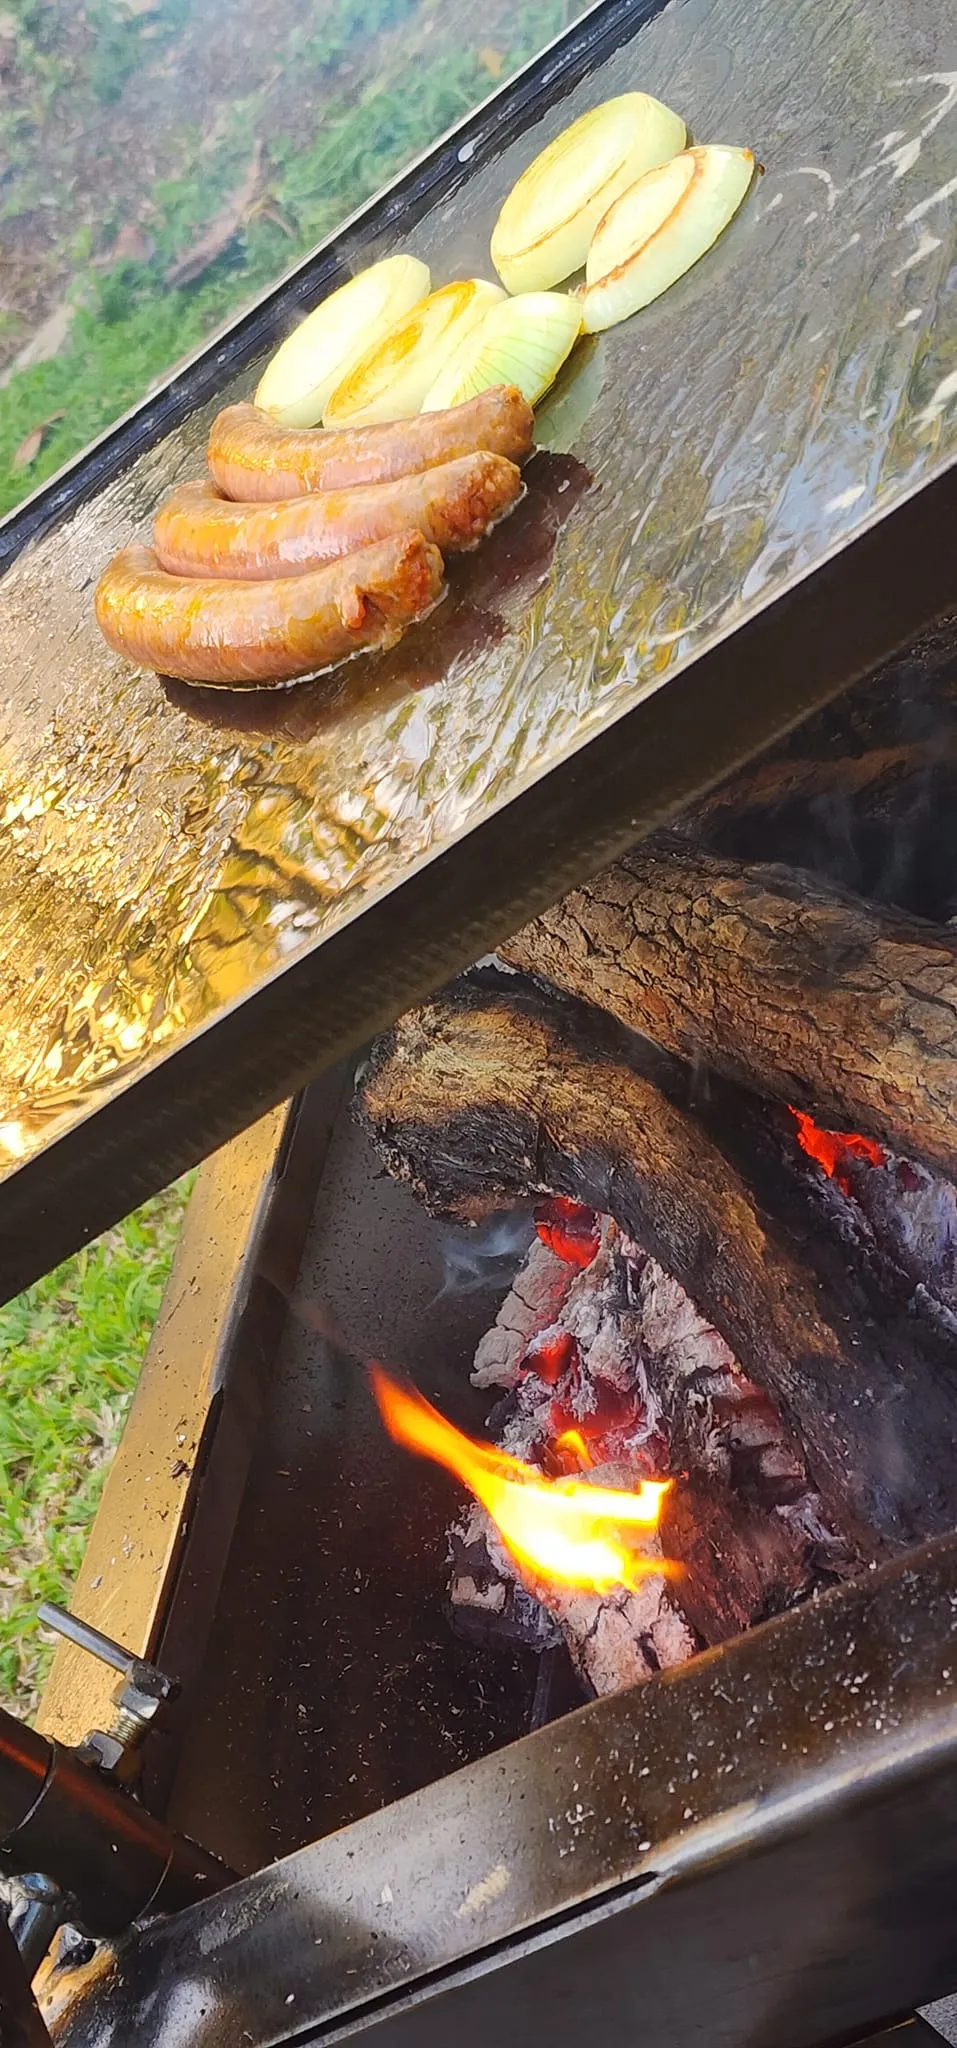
left=114, top=1660, right=176, bottom=1727
left=38, top=1603, right=179, bottom=1775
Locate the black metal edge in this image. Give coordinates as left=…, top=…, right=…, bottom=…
left=0, top=0, right=658, bottom=575
left=42, top=1528, right=957, bottom=2047
left=277, top=1755, right=957, bottom=2048
left=2, top=452, right=954, bottom=1304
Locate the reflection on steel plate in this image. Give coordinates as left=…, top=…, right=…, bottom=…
left=0, top=0, right=955, bottom=1173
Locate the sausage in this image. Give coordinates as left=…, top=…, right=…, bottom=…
left=94, top=532, right=445, bottom=686
left=207, top=386, right=534, bottom=502
left=153, top=453, right=523, bottom=580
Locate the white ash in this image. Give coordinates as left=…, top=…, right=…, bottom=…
left=472, top=1237, right=576, bottom=1388
left=863, top=1155, right=957, bottom=1310
left=552, top=1561, right=696, bottom=1694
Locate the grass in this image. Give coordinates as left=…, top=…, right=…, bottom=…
left=84, top=0, right=196, bottom=107
left=0, top=0, right=567, bottom=516
left=0, top=1179, right=191, bottom=1718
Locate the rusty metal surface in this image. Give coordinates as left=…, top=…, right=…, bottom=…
left=40, top=1531, right=957, bottom=2047
left=0, top=0, right=954, bottom=1177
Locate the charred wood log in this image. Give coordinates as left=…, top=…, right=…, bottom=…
left=684, top=615, right=957, bottom=917
left=686, top=615, right=957, bottom=821
left=659, top=1479, right=815, bottom=1645
left=500, top=835, right=957, bottom=1179
left=690, top=739, right=956, bottom=836
left=358, top=975, right=957, bottom=1560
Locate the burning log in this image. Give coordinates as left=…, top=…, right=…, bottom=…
left=783, top=1114, right=957, bottom=1327
left=358, top=974, right=957, bottom=1560
left=553, top=1565, right=697, bottom=1695
left=450, top=1497, right=698, bottom=1696
left=372, top=1349, right=696, bottom=1696
left=500, top=835, right=957, bottom=1179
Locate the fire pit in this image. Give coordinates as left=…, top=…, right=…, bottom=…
left=22, top=617, right=957, bottom=2047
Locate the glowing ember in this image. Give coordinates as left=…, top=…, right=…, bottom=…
left=522, top=1328, right=580, bottom=1385
left=534, top=1196, right=601, bottom=1269
left=790, top=1106, right=886, bottom=1195
left=370, top=1365, right=672, bottom=1593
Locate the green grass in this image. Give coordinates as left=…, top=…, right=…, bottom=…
left=0, top=0, right=566, bottom=516
left=0, top=1179, right=191, bottom=1718
left=84, top=0, right=196, bottom=106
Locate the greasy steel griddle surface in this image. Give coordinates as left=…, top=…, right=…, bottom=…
left=0, top=0, right=955, bottom=1240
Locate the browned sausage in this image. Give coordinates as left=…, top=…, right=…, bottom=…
left=94, top=533, right=445, bottom=686
left=153, top=453, right=523, bottom=580
left=207, top=386, right=534, bottom=502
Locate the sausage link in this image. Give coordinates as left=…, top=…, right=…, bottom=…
left=207, top=386, right=534, bottom=501
left=95, top=533, right=445, bottom=687
left=153, top=453, right=523, bottom=580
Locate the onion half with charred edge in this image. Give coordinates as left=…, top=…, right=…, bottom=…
left=255, top=256, right=431, bottom=428
left=581, top=144, right=756, bottom=332
left=490, top=92, right=687, bottom=295
left=324, top=279, right=505, bottom=428
left=422, top=293, right=582, bottom=412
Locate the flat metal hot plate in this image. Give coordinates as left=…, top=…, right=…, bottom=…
left=0, top=0, right=955, bottom=1296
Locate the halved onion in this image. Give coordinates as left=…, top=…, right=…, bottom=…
left=421, top=291, right=582, bottom=412
left=323, top=279, right=505, bottom=428
left=581, top=144, right=756, bottom=332
left=254, top=256, right=430, bottom=427
left=490, top=92, right=687, bottom=295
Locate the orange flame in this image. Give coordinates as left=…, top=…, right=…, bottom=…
left=370, top=1366, right=671, bottom=1594
left=790, top=1106, right=885, bottom=1194
left=554, top=1427, right=594, bottom=1470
